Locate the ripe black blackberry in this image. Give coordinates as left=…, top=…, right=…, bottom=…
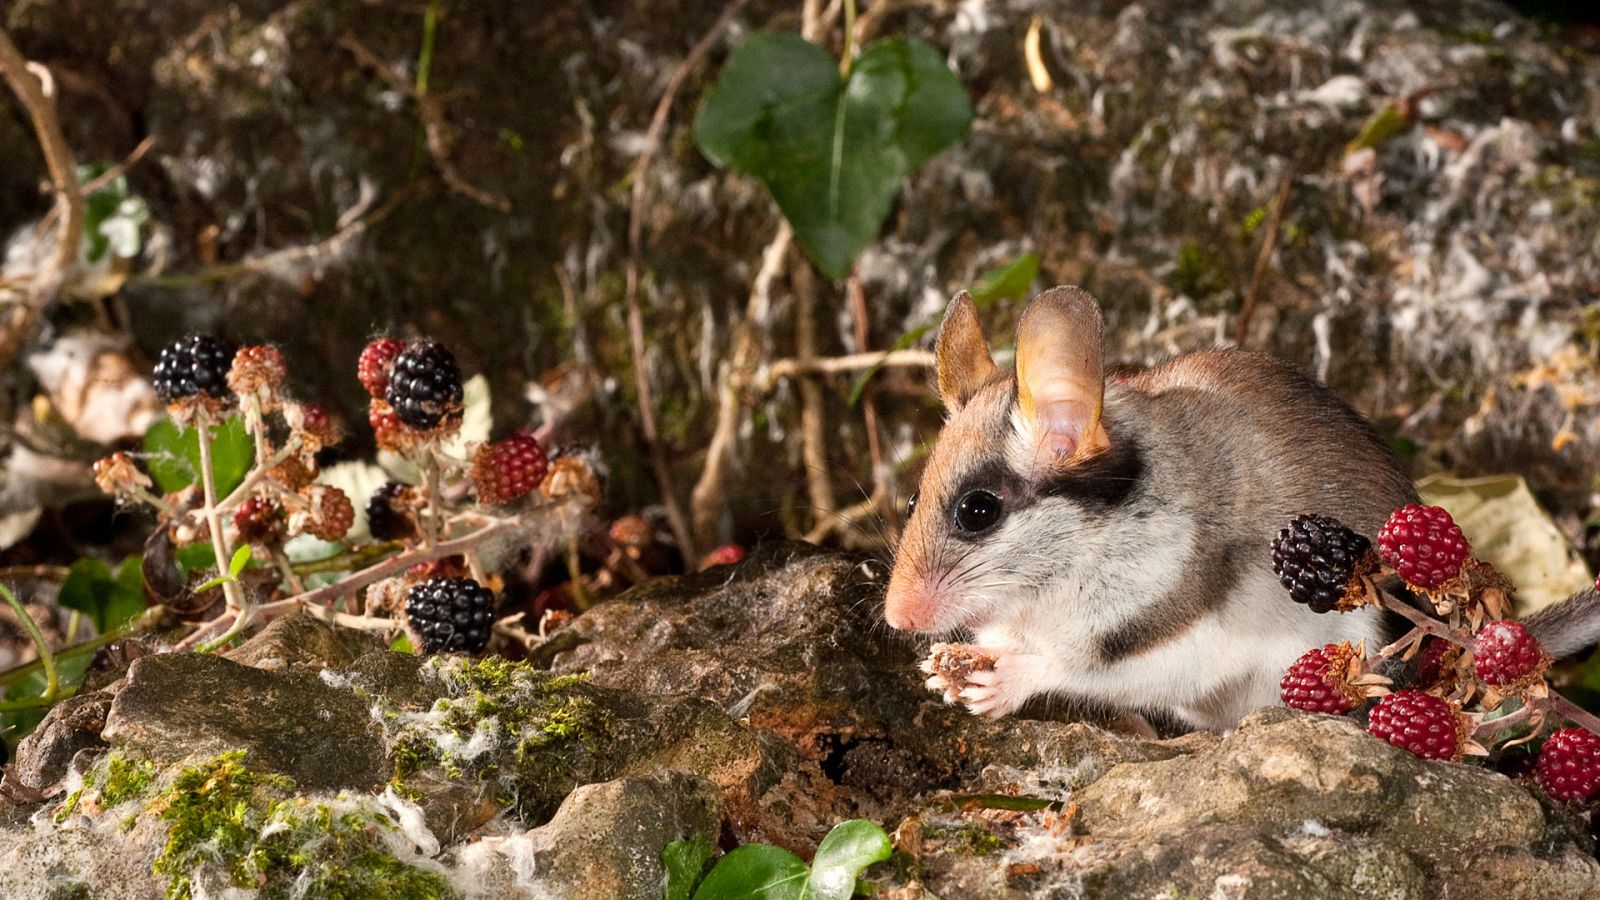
left=152, top=334, right=237, bottom=403
left=367, top=481, right=417, bottom=542
left=1271, top=514, right=1377, bottom=613
left=384, top=340, right=463, bottom=430
left=405, top=576, right=495, bottom=654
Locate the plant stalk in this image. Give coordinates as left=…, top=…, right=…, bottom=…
left=196, top=416, right=250, bottom=638
left=0, top=583, right=56, bottom=703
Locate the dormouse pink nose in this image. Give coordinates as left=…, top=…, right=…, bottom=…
left=884, top=575, right=937, bottom=632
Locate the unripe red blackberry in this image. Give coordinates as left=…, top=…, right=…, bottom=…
left=1377, top=504, right=1470, bottom=590
left=1536, top=728, right=1600, bottom=804
left=1271, top=514, right=1377, bottom=613
left=384, top=340, right=463, bottom=430
left=153, top=334, right=237, bottom=404
left=1280, top=643, right=1361, bottom=714
left=290, top=403, right=342, bottom=448
left=1412, top=638, right=1461, bottom=688
left=366, top=481, right=417, bottom=542
left=357, top=338, right=406, bottom=400
left=405, top=576, right=495, bottom=654
left=1471, top=620, right=1549, bottom=689
left=368, top=401, right=417, bottom=453
left=297, top=485, right=354, bottom=541
left=1366, top=690, right=1462, bottom=761
left=227, top=344, right=286, bottom=399
left=471, top=432, right=549, bottom=506
left=232, top=496, right=284, bottom=545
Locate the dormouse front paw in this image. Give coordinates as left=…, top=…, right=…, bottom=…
left=920, top=642, right=996, bottom=705
left=921, top=643, right=1044, bottom=718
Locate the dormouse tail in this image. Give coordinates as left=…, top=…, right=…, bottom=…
left=1525, top=587, right=1600, bottom=659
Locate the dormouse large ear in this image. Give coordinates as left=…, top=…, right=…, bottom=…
left=933, top=291, right=998, bottom=413
left=1015, top=286, right=1111, bottom=467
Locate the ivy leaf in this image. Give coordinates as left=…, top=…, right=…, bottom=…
left=801, top=820, right=892, bottom=900
left=57, top=557, right=147, bottom=634
left=695, top=33, right=972, bottom=279
left=691, top=844, right=807, bottom=900
left=143, top=416, right=254, bottom=496
left=664, top=838, right=715, bottom=900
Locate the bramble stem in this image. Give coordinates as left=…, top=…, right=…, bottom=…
left=422, top=447, right=443, bottom=547
left=1373, top=589, right=1470, bottom=654
left=0, top=583, right=56, bottom=704
left=217, top=437, right=301, bottom=514
left=1549, top=693, right=1600, bottom=736
left=176, top=517, right=523, bottom=650
left=1473, top=704, right=1532, bottom=740
left=196, top=419, right=246, bottom=614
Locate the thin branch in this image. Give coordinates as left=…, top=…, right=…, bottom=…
left=133, top=190, right=402, bottom=290
left=340, top=35, right=511, bottom=212
left=792, top=250, right=836, bottom=529
left=80, top=135, right=155, bottom=196
left=690, top=223, right=792, bottom=547
left=847, top=274, right=896, bottom=539
left=176, top=518, right=524, bottom=650
left=1235, top=170, right=1293, bottom=346
left=0, top=28, right=84, bottom=371
left=758, top=348, right=934, bottom=390
left=622, top=0, right=748, bottom=561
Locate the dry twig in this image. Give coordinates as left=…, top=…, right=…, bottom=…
left=1235, top=170, right=1294, bottom=346
left=0, top=28, right=84, bottom=372
left=690, top=223, right=792, bottom=546
left=624, top=0, right=752, bottom=560
left=340, top=35, right=511, bottom=213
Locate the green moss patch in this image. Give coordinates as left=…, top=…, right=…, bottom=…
left=147, top=750, right=453, bottom=900
left=386, top=657, right=604, bottom=821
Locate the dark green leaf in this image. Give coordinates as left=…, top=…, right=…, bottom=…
left=143, top=417, right=254, bottom=496
left=78, top=163, right=124, bottom=264
left=664, top=838, right=715, bottom=900
left=107, top=557, right=148, bottom=632
left=691, top=844, right=807, bottom=900
left=57, top=557, right=146, bottom=634
left=175, top=543, right=217, bottom=576
left=695, top=34, right=971, bottom=279
left=968, top=253, right=1040, bottom=304
left=802, top=820, right=892, bottom=900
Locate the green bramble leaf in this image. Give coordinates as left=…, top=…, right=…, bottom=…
left=691, top=844, right=807, bottom=900
left=802, top=819, right=892, bottom=900
left=143, top=416, right=254, bottom=496
left=664, top=838, right=715, bottom=900
left=688, top=819, right=891, bottom=900
left=228, top=545, right=253, bottom=579
left=695, top=33, right=972, bottom=279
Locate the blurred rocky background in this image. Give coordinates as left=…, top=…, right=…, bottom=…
left=2, top=0, right=1599, bottom=561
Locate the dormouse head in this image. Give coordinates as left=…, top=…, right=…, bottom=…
left=884, top=286, right=1125, bottom=633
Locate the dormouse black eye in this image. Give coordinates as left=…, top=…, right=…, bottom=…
left=905, top=491, right=920, bottom=519
left=953, top=490, right=1003, bottom=534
